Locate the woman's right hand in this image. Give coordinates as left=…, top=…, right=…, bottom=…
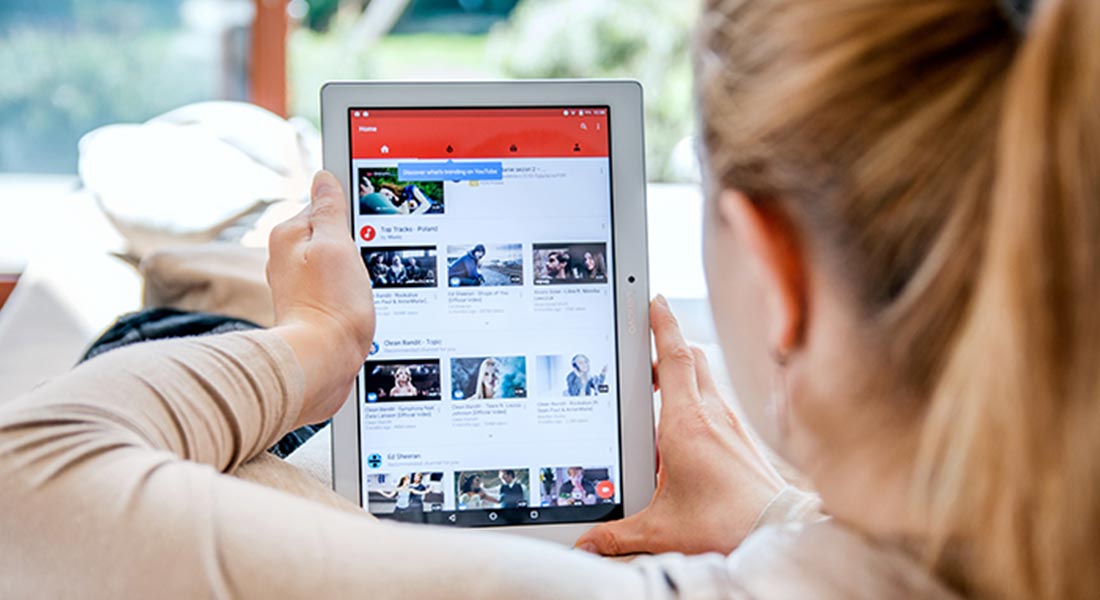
left=575, top=296, right=788, bottom=556
left=268, top=171, right=376, bottom=428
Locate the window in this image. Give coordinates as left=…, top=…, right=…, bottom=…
left=0, top=0, right=252, bottom=173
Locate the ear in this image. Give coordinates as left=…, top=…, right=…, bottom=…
left=718, top=189, right=806, bottom=354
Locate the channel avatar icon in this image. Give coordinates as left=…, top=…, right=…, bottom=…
left=360, top=225, right=377, bottom=242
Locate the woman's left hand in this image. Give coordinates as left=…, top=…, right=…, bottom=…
left=574, top=297, right=787, bottom=556
left=268, top=171, right=375, bottom=427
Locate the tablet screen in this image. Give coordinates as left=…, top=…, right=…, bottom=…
left=349, top=107, right=623, bottom=527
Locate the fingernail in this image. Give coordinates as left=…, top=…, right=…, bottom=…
left=654, top=294, right=669, bottom=308
left=312, top=172, right=335, bottom=198
left=576, top=542, right=597, bottom=553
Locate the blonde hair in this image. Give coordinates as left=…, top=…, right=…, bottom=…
left=473, top=358, right=500, bottom=399
left=696, top=0, right=1100, bottom=598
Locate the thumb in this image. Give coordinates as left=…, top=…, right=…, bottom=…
left=308, top=170, right=349, bottom=239
left=575, top=512, right=653, bottom=556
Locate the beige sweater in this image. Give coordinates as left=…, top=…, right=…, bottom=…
left=0, top=331, right=957, bottom=599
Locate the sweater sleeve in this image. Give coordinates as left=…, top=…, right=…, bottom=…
left=0, top=330, right=670, bottom=599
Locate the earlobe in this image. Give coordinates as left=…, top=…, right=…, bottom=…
left=718, top=189, right=807, bottom=354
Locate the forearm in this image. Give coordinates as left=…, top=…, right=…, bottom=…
left=0, top=330, right=303, bottom=595
left=0, top=330, right=304, bottom=471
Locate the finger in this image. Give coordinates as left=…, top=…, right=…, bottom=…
left=574, top=512, right=654, bottom=556
left=651, top=295, right=699, bottom=400
left=691, top=346, right=720, bottom=398
left=308, top=171, right=350, bottom=239
left=654, top=428, right=662, bottom=472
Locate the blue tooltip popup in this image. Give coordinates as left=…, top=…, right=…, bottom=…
left=398, top=161, right=503, bottom=181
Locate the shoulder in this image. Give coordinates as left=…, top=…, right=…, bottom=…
left=727, top=521, right=958, bottom=599
left=632, top=521, right=959, bottom=600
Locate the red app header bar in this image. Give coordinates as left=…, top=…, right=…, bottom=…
left=349, top=107, right=609, bottom=160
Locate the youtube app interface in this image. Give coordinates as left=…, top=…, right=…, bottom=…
left=350, top=107, right=623, bottom=527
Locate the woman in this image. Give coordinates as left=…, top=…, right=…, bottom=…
left=457, top=474, right=499, bottom=509
left=1, top=0, right=1096, bottom=597
left=581, top=251, right=607, bottom=281
left=389, top=366, right=419, bottom=398
left=471, top=357, right=501, bottom=399
left=378, top=475, right=415, bottom=513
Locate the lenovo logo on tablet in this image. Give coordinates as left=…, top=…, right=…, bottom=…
left=625, top=287, right=639, bottom=336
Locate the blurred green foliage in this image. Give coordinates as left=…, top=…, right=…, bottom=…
left=290, top=29, right=489, bottom=126
left=0, top=29, right=213, bottom=173
left=0, top=0, right=214, bottom=173
left=487, top=0, right=699, bottom=181
left=289, top=22, right=379, bottom=129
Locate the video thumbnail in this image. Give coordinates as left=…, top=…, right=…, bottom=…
left=361, top=246, right=438, bottom=289
left=450, top=356, right=527, bottom=400
left=532, top=242, right=608, bottom=285
left=357, top=166, right=444, bottom=216
left=536, top=353, right=611, bottom=397
left=538, top=466, right=615, bottom=507
left=446, top=243, right=523, bottom=287
left=363, top=359, right=442, bottom=402
left=455, top=468, right=530, bottom=510
left=366, top=472, right=445, bottom=514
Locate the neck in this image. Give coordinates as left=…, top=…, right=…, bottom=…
left=799, top=417, right=923, bottom=541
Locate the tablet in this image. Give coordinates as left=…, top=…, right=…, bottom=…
left=321, top=80, right=654, bottom=544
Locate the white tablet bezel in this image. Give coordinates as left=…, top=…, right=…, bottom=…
left=321, top=80, right=654, bottom=545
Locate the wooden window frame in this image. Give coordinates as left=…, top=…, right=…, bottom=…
left=251, top=0, right=288, bottom=117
